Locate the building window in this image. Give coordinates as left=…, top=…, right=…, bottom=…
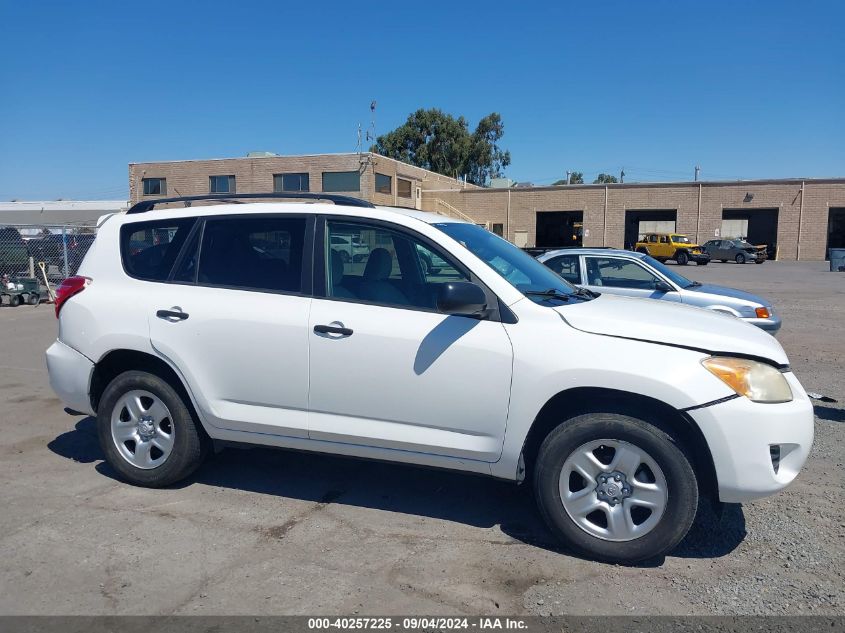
left=322, top=171, right=360, bottom=192
left=491, top=223, right=504, bottom=237
left=375, top=173, right=392, bottom=195
left=210, top=175, right=236, bottom=194
left=142, top=178, right=166, bottom=196
left=397, top=178, right=412, bottom=198
left=273, top=173, right=310, bottom=192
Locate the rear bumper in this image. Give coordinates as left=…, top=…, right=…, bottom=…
left=45, top=340, right=95, bottom=416
left=688, top=372, right=813, bottom=503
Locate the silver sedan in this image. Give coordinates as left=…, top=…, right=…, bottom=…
left=537, top=248, right=781, bottom=334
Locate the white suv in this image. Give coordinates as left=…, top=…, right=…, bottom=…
left=46, top=193, right=814, bottom=563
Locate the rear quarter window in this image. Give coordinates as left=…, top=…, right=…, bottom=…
left=120, top=218, right=196, bottom=281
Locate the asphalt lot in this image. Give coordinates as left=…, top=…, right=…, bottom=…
left=0, top=260, right=843, bottom=615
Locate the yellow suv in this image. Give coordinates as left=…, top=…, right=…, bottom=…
left=634, top=233, right=710, bottom=266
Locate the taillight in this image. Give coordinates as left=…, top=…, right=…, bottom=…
left=55, top=276, right=91, bottom=317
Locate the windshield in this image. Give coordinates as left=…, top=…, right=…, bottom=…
left=672, top=235, right=691, bottom=244
left=434, top=223, right=584, bottom=304
left=641, top=254, right=697, bottom=288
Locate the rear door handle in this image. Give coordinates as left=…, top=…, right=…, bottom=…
left=314, top=324, right=353, bottom=336
left=156, top=307, right=189, bottom=321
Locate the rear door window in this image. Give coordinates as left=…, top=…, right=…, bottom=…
left=197, top=216, right=307, bottom=293
left=543, top=254, right=582, bottom=284
left=121, top=218, right=196, bottom=281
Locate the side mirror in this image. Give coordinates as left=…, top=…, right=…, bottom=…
left=654, top=280, right=674, bottom=293
left=437, top=281, right=488, bottom=317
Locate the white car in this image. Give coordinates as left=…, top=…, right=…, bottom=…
left=46, top=193, right=813, bottom=563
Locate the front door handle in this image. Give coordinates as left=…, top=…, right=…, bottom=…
left=156, top=307, right=189, bottom=321
left=314, top=324, right=353, bottom=336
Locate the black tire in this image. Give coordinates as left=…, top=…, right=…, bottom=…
left=27, top=293, right=39, bottom=305
left=97, top=370, right=207, bottom=487
left=735, top=253, right=746, bottom=264
left=534, top=412, right=698, bottom=563
left=676, top=251, right=689, bottom=266
left=9, top=295, right=20, bottom=307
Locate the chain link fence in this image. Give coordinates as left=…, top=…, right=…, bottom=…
left=0, top=224, right=98, bottom=305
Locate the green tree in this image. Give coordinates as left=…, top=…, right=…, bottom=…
left=552, top=171, right=584, bottom=185
left=373, top=109, right=511, bottom=186
left=594, top=173, right=618, bottom=184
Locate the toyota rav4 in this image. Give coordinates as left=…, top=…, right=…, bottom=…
left=46, top=193, right=813, bottom=563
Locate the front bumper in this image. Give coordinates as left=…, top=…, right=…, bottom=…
left=745, top=312, right=782, bottom=334
left=45, top=340, right=95, bottom=416
left=690, top=252, right=711, bottom=264
left=687, top=372, right=813, bottom=503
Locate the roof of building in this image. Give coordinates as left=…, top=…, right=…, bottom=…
left=0, top=200, right=128, bottom=225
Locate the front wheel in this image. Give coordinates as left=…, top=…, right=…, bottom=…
left=675, top=251, right=689, bottom=266
left=97, top=370, right=207, bottom=487
left=534, top=412, right=698, bottom=563
left=735, top=253, right=746, bottom=264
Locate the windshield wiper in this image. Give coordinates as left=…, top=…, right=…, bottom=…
left=524, top=289, right=573, bottom=302
left=574, top=286, right=599, bottom=298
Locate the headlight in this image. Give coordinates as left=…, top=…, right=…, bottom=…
left=701, top=356, right=792, bottom=403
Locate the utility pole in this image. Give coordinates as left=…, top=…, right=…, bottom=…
left=620, top=169, right=625, bottom=184
left=565, top=170, right=572, bottom=185
left=694, top=165, right=701, bottom=182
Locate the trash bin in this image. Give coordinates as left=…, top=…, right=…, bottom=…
left=830, top=248, right=845, bottom=272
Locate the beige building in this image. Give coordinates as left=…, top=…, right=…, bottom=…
left=129, top=153, right=845, bottom=261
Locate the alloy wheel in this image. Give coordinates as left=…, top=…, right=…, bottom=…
left=558, top=439, right=668, bottom=542
left=110, top=389, right=175, bottom=469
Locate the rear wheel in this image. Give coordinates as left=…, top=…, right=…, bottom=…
left=676, top=251, right=689, bottom=266
left=534, top=412, right=698, bottom=563
left=9, top=295, right=20, bottom=307
left=735, top=253, right=746, bottom=264
left=97, top=370, right=206, bottom=487
left=27, top=293, right=39, bottom=305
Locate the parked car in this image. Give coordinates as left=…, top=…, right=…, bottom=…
left=330, top=234, right=369, bottom=263
left=635, top=233, right=710, bottom=265
left=46, top=193, right=811, bottom=563
left=702, top=239, right=767, bottom=264
left=0, top=227, right=30, bottom=277
left=538, top=248, right=780, bottom=334
left=27, top=232, right=97, bottom=277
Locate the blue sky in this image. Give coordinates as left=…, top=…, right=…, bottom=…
left=1, top=0, right=843, bottom=200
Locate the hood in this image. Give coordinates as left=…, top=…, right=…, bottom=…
left=687, top=283, right=771, bottom=307
left=555, top=294, right=788, bottom=366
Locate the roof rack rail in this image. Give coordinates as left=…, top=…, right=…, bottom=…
left=126, top=192, right=375, bottom=214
